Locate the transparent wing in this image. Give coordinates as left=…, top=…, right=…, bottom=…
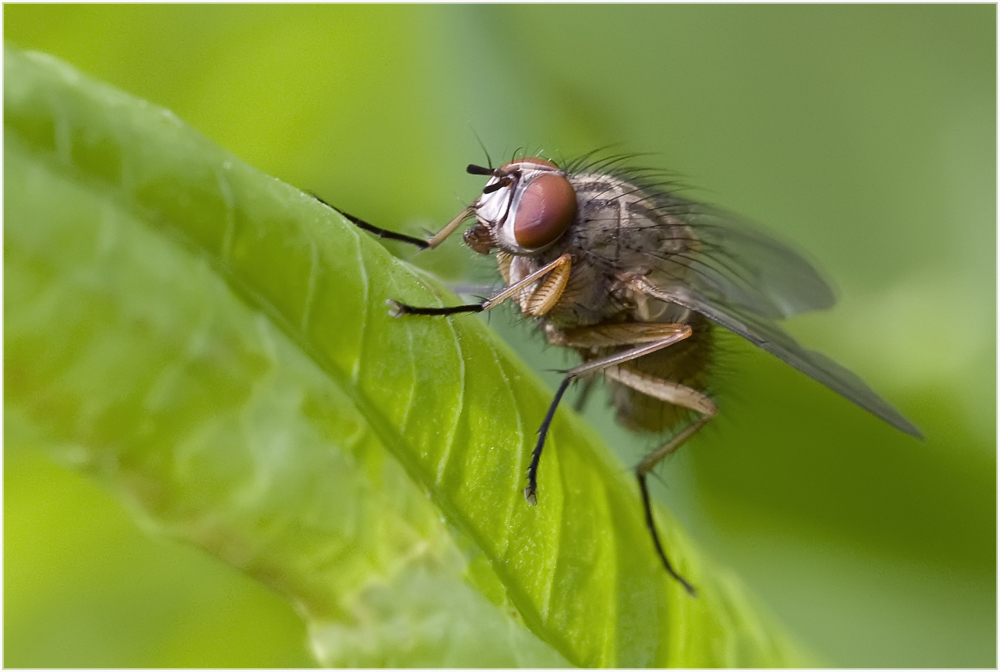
left=569, top=165, right=835, bottom=319
left=645, top=282, right=922, bottom=438
left=565, top=165, right=917, bottom=435
left=643, top=197, right=837, bottom=319
left=688, top=205, right=837, bottom=316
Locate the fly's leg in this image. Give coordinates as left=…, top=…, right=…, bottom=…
left=611, top=272, right=719, bottom=594
left=390, top=254, right=573, bottom=317
left=525, top=323, right=694, bottom=505
left=635, top=411, right=713, bottom=597
left=551, top=322, right=699, bottom=413
left=607, top=367, right=717, bottom=596
left=550, top=322, right=695, bottom=348
left=314, top=192, right=476, bottom=250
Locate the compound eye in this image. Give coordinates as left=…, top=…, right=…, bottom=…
left=513, top=173, right=577, bottom=249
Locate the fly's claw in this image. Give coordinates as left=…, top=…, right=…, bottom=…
left=386, top=299, right=406, bottom=318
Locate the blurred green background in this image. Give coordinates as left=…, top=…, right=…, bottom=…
left=4, top=5, right=994, bottom=667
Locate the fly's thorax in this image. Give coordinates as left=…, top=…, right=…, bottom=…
left=566, top=172, right=702, bottom=279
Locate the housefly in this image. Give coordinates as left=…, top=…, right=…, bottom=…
left=319, top=154, right=922, bottom=596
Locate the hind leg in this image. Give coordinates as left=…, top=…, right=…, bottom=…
left=603, top=366, right=717, bottom=596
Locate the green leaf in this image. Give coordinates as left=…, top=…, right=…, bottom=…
left=4, top=45, right=811, bottom=667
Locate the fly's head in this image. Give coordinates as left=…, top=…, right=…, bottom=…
left=461, top=158, right=578, bottom=257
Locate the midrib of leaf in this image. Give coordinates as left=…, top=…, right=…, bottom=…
left=4, top=46, right=811, bottom=667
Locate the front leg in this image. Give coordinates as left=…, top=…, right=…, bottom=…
left=390, top=254, right=573, bottom=318
left=313, top=192, right=476, bottom=250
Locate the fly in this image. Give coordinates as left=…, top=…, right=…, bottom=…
left=317, top=154, right=922, bottom=596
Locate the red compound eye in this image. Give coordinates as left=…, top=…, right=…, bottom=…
left=513, top=173, right=577, bottom=249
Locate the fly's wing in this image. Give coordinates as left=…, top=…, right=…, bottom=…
left=648, top=283, right=923, bottom=438
left=575, top=168, right=918, bottom=435
left=638, top=196, right=836, bottom=319
left=689, top=206, right=837, bottom=317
